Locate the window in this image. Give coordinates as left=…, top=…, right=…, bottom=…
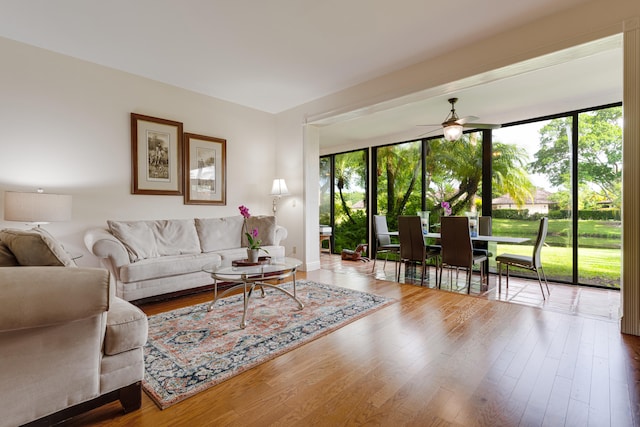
left=320, top=150, right=368, bottom=254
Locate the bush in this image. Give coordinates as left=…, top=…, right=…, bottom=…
left=577, top=209, right=621, bottom=220
left=492, top=209, right=530, bottom=220
left=333, top=211, right=368, bottom=254
left=493, top=208, right=620, bottom=221
left=548, top=210, right=571, bottom=220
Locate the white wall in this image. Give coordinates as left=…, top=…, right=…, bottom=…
left=0, top=37, right=280, bottom=266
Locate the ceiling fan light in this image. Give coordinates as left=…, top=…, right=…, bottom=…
left=443, top=124, right=463, bottom=141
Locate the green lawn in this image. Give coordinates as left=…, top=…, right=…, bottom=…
left=490, top=243, right=620, bottom=288
left=370, top=218, right=622, bottom=288
left=491, top=218, right=621, bottom=288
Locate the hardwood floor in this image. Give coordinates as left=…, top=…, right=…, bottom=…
left=64, top=256, right=639, bottom=426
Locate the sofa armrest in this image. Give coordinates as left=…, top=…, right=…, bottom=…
left=104, top=297, right=148, bottom=355
left=274, top=225, right=287, bottom=246
left=84, top=228, right=131, bottom=269
left=0, top=267, right=110, bottom=331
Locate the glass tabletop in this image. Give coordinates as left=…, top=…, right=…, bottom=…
left=202, top=257, right=302, bottom=277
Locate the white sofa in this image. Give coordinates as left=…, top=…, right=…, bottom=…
left=84, top=216, right=286, bottom=302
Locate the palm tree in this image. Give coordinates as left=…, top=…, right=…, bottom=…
left=429, top=133, right=533, bottom=215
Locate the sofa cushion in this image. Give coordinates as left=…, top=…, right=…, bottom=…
left=0, top=228, right=76, bottom=267
left=108, top=220, right=160, bottom=262
left=119, top=252, right=221, bottom=283
left=0, top=240, right=19, bottom=266
left=104, top=297, right=148, bottom=356
left=195, top=216, right=244, bottom=252
left=241, top=215, right=277, bottom=246
left=151, top=219, right=201, bottom=256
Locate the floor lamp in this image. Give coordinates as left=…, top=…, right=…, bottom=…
left=270, top=179, right=289, bottom=216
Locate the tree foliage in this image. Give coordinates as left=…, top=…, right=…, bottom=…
left=427, top=133, right=532, bottom=216
left=374, top=134, right=533, bottom=224
left=530, top=107, right=622, bottom=208
left=321, top=105, right=622, bottom=262
left=376, top=141, right=422, bottom=228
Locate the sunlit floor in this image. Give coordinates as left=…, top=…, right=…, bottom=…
left=320, top=253, right=621, bottom=322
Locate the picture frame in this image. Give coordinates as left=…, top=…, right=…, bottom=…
left=131, top=113, right=183, bottom=195
left=184, top=132, right=227, bottom=205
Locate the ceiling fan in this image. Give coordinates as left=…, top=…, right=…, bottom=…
left=418, top=97, right=501, bottom=141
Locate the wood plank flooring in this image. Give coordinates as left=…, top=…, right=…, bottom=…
left=63, top=256, right=640, bottom=426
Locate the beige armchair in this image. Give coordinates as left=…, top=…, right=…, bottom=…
left=0, top=266, right=148, bottom=427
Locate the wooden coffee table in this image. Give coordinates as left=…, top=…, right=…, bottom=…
left=202, top=257, right=304, bottom=328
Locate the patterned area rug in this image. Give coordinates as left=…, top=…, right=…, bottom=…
left=142, top=280, right=394, bottom=409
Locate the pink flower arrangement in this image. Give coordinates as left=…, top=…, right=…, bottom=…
left=238, top=205, right=267, bottom=252
left=441, top=201, right=452, bottom=216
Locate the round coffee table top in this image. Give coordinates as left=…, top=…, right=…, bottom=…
left=202, top=257, right=302, bottom=278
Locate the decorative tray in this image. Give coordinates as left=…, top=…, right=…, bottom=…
left=232, top=256, right=271, bottom=267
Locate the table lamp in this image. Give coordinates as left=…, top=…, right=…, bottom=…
left=4, top=189, right=72, bottom=227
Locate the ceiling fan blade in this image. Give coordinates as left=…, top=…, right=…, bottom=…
left=415, top=99, right=500, bottom=136
left=456, top=115, right=478, bottom=125
left=462, top=123, right=501, bottom=129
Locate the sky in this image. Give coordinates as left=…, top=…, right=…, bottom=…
left=493, top=120, right=554, bottom=191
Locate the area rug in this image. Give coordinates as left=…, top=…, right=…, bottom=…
left=142, top=280, right=394, bottom=409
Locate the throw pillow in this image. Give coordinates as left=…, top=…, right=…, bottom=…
left=151, top=219, right=201, bottom=256
left=0, top=228, right=77, bottom=267
left=0, top=240, right=19, bottom=266
left=241, top=215, right=277, bottom=247
left=195, top=216, right=244, bottom=252
left=107, top=220, right=160, bottom=262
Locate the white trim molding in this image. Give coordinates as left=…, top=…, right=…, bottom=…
left=621, top=17, right=640, bottom=336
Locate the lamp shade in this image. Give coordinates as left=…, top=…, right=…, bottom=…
left=443, top=124, right=463, bottom=142
left=4, top=191, right=72, bottom=223
left=270, top=179, right=290, bottom=196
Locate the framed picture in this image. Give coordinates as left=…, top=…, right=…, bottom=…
left=184, top=132, right=227, bottom=205
left=131, top=113, right=183, bottom=195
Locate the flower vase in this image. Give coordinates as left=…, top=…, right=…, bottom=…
left=247, top=248, right=260, bottom=263
left=465, top=211, right=478, bottom=237
left=418, top=211, right=430, bottom=235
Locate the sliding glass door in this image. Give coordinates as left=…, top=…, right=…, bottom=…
left=576, top=107, right=622, bottom=287
left=491, top=104, right=621, bottom=288
left=374, top=140, right=423, bottom=231
left=320, top=149, right=369, bottom=255
left=320, top=103, right=621, bottom=289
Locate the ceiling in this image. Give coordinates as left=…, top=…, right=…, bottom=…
left=317, top=37, right=622, bottom=149
left=0, top=0, right=622, bottom=149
